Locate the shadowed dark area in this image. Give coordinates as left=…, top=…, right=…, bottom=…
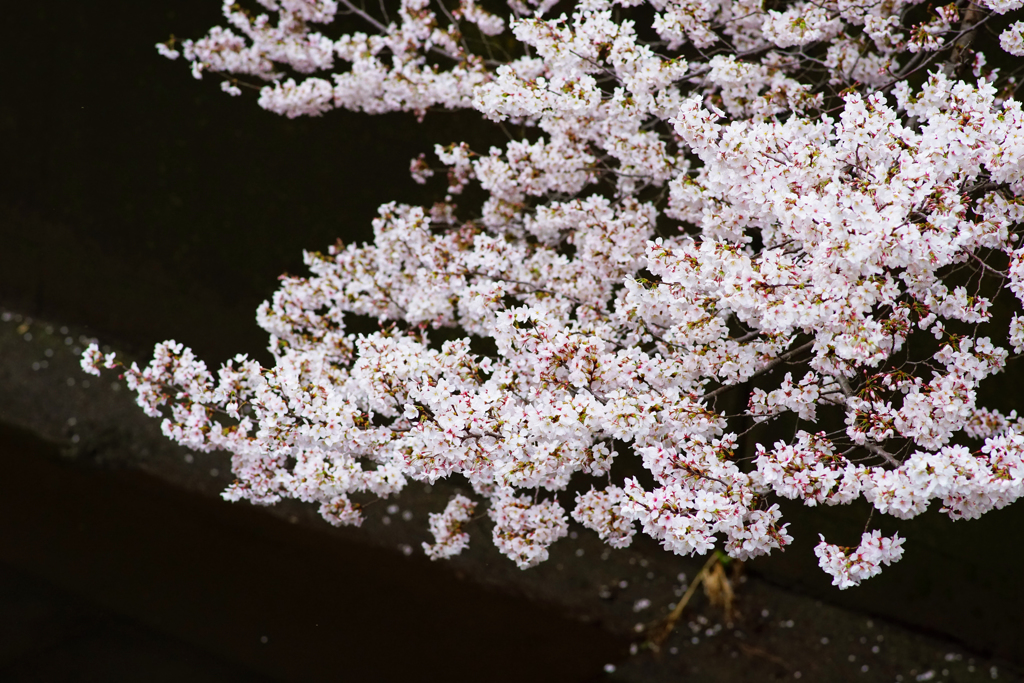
left=0, top=424, right=623, bottom=682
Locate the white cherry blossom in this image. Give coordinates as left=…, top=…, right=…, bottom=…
left=82, top=0, right=1024, bottom=588
left=815, top=531, right=906, bottom=589
left=423, top=494, right=478, bottom=559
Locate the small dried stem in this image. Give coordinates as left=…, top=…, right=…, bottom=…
left=646, top=552, right=721, bottom=651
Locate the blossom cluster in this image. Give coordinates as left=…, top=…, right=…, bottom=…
left=105, top=0, right=1024, bottom=587
left=814, top=531, right=906, bottom=589
left=423, top=494, right=477, bottom=560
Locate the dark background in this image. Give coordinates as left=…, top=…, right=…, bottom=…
left=1, top=0, right=495, bottom=367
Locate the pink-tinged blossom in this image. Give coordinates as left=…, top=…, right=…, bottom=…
left=155, top=42, right=180, bottom=60
left=423, top=494, right=478, bottom=559
left=815, top=531, right=905, bottom=589
left=761, top=4, right=842, bottom=48
left=573, top=486, right=636, bottom=548
left=982, top=0, right=1024, bottom=14
left=1002, top=21, right=1024, bottom=56
left=454, top=0, right=505, bottom=36
left=258, top=78, right=335, bottom=118
left=409, top=153, right=434, bottom=184
left=753, top=432, right=866, bottom=507
left=489, top=491, right=568, bottom=568
left=81, top=343, right=117, bottom=376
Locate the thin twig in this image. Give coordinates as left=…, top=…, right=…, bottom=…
left=646, top=553, right=721, bottom=651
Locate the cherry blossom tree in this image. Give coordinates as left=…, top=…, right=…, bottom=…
left=86, top=0, right=1024, bottom=589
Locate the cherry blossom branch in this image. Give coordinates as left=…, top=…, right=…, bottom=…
left=127, top=0, right=1024, bottom=589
